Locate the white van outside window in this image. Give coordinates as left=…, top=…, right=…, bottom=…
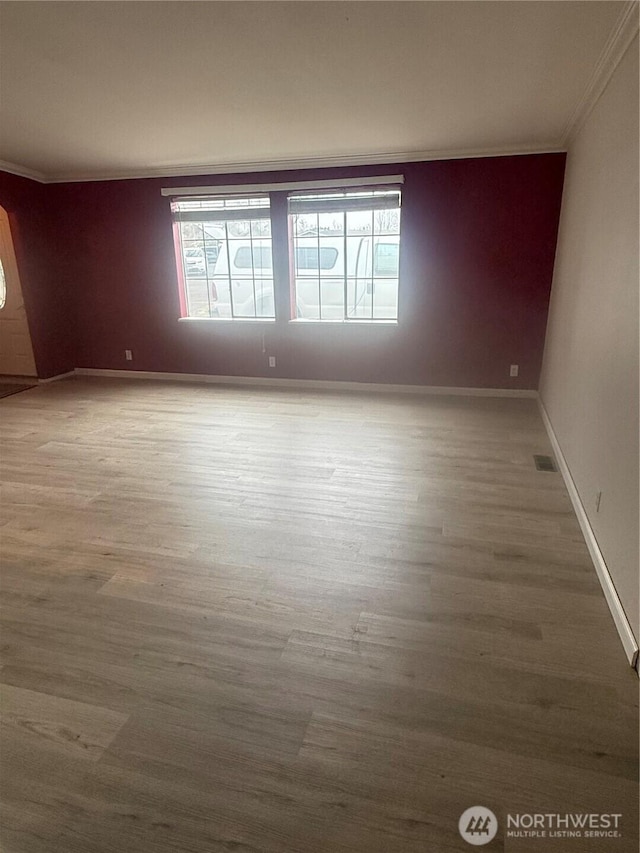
left=170, top=187, right=401, bottom=322
left=287, top=188, right=401, bottom=321
left=172, top=195, right=275, bottom=319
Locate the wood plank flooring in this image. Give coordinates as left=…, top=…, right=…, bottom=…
left=0, top=378, right=637, bottom=853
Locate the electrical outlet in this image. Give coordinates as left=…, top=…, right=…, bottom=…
left=125, top=350, right=133, bottom=361
left=510, top=364, right=519, bottom=377
left=596, top=491, right=602, bottom=512
left=268, top=356, right=276, bottom=368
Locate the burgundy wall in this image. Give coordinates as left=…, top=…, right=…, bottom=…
left=1, top=153, right=565, bottom=387
left=0, top=171, right=76, bottom=377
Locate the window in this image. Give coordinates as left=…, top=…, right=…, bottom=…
left=234, top=245, right=273, bottom=270
left=172, top=195, right=274, bottom=319
left=231, top=245, right=340, bottom=272
left=0, top=258, right=5, bottom=310
left=374, top=242, right=399, bottom=276
left=167, top=178, right=402, bottom=323
left=295, top=246, right=339, bottom=271
left=287, top=189, right=401, bottom=320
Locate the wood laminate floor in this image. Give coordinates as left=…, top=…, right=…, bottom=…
left=0, top=378, right=637, bottom=853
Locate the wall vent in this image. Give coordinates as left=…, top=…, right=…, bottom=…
left=534, top=454, right=558, bottom=472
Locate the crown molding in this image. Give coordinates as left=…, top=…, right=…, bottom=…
left=0, top=159, right=47, bottom=183
left=30, top=142, right=562, bottom=184
left=561, top=0, right=639, bottom=146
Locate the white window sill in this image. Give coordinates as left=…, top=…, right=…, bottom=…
left=178, top=316, right=276, bottom=323
left=288, top=319, right=398, bottom=326
left=178, top=316, right=398, bottom=326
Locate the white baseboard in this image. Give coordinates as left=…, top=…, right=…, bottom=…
left=73, top=368, right=538, bottom=398
left=538, top=398, right=639, bottom=669
left=38, top=370, right=76, bottom=384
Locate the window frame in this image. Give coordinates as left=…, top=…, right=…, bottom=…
left=172, top=194, right=276, bottom=321
left=287, top=188, right=402, bottom=323
left=166, top=177, right=403, bottom=325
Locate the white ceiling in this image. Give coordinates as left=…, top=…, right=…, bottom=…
left=0, top=1, right=634, bottom=182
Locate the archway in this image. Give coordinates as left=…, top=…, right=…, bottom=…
left=0, top=205, right=37, bottom=377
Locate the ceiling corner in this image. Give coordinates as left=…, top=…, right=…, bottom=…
left=0, top=159, right=49, bottom=183
left=560, top=0, right=640, bottom=146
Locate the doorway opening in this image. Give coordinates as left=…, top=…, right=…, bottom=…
left=0, top=205, right=37, bottom=377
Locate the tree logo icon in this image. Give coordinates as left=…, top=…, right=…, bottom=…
left=458, top=806, right=498, bottom=845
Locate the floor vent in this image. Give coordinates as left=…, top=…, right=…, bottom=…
left=534, top=454, right=558, bottom=472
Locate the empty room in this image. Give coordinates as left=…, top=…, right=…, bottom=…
left=0, top=2, right=638, bottom=851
